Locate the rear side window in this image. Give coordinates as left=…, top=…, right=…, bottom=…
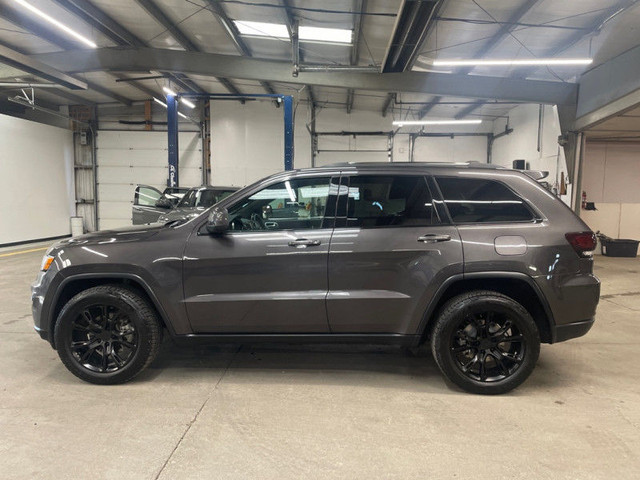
left=436, top=177, right=534, bottom=223
left=342, top=175, right=439, bottom=228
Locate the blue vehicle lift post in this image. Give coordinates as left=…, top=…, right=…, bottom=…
left=165, top=93, right=294, bottom=187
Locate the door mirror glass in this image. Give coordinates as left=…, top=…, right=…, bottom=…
left=206, top=206, right=230, bottom=234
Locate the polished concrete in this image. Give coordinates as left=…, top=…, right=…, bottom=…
left=1, top=245, right=639, bottom=479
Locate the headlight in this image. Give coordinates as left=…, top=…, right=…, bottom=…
left=40, top=255, right=54, bottom=272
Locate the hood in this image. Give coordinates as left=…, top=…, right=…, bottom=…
left=159, top=207, right=206, bottom=222
left=55, top=224, right=164, bottom=249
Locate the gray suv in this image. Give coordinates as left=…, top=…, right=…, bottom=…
left=31, top=163, right=600, bottom=394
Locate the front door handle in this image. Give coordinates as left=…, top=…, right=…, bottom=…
left=288, top=239, right=321, bottom=248
left=417, top=234, right=451, bottom=244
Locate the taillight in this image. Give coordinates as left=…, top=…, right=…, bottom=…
left=565, top=232, right=597, bottom=257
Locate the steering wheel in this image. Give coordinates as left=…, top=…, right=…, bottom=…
left=249, top=213, right=265, bottom=230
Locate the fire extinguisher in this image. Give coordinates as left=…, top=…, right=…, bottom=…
left=582, top=191, right=587, bottom=209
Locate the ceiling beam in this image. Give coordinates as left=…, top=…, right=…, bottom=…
left=206, top=0, right=275, bottom=95
left=134, top=0, right=241, bottom=96
left=454, top=100, right=485, bottom=119
left=0, top=3, right=78, bottom=50
left=457, top=0, right=540, bottom=76
left=417, top=95, right=442, bottom=119
left=0, top=4, right=133, bottom=104
left=134, top=0, right=199, bottom=52
left=381, top=93, right=395, bottom=117
left=33, top=47, right=579, bottom=105
left=346, top=0, right=366, bottom=113
left=462, top=1, right=635, bottom=118
left=52, top=0, right=146, bottom=47
left=381, top=0, right=445, bottom=73
left=425, top=0, right=540, bottom=118
left=0, top=43, right=87, bottom=90
left=205, top=0, right=250, bottom=56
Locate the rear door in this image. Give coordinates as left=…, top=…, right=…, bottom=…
left=327, top=173, right=463, bottom=335
left=132, top=185, right=165, bottom=224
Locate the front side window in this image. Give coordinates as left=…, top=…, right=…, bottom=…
left=436, top=177, right=534, bottom=223
left=227, top=177, right=333, bottom=231
left=340, top=175, right=439, bottom=228
left=135, top=186, right=161, bottom=206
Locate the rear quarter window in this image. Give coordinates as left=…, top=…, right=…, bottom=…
left=436, top=177, right=534, bottom=223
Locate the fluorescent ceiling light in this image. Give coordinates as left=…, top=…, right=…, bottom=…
left=299, top=26, right=352, bottom=44
left=234, top=20, right=289, bottom=39
left=163, top=86, right=196, bottom=109
left=13, top=0, right=97, bottom=48
left=154, top=97, right=188, bottom=119
left=181, top=98, right=196, bottom=109
left=433, top=58, right=593, bottom=67
left=393, top=119, right=483, bottom=126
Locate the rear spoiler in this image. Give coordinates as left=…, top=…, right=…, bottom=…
left=523, top=170, right=549, bottom=181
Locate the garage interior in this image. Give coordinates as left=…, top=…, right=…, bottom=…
left=1, top=0, right=640, bottom=478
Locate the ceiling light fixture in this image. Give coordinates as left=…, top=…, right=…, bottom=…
left=393, top=119, right=483, bottom=126
left=433, top=58, right=593, bottom=67
left=299, top=26, right=352, bottom=44
left=234, top=20, right=289, bottom=39
left=162, top=86, right=196, bottom=109
left=233, top=21, right=352, bottom=44
left=13, top=0, right=97, bottom=48
left=154, top=97, right=187, bottom=119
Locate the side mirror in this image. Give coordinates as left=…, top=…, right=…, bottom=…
left=155, top=198, right=173, bottom=209
left=206, top=206, right=229, bottom=234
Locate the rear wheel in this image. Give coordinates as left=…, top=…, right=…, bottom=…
left=431, top=290, right=540, bottom=395
left=54, top=285, right=162, bottom=384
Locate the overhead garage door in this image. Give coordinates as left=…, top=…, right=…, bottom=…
left=96, top=131, right=203, bottom=230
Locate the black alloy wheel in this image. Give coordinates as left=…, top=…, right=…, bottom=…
left=431, top=290, right=540, bottom=395
left=70, top=304, right=138, bottom=373
left=55, top=285, right=162, bottom=385
left=450, top=312, right=525, bottom=383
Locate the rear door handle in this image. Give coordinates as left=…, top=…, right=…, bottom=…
left=417, top=234, right=451, bottom=244
left=288, top=239, right=321, bottom=248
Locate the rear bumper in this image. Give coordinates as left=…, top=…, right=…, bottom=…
left=552, top=318, right=595, bottom=343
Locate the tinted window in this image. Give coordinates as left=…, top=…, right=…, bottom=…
left=436, top=177, right=534, bottom=223
left=342, top=175, right=439, bottom=228
left=228, top=177, right=332, bottom=231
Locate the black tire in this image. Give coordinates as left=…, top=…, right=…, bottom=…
left=431, top=290, right=540, bottom=395
left=54, top=285, right=162, bottom=385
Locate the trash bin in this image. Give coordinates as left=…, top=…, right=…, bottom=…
left=600, top=237, right=639, bottom=257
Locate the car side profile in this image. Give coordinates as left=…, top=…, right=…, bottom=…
left=32, top=163, right=600, bottom=394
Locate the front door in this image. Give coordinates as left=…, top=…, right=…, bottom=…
left=132, top=185, right=165, bottom=224
left=327, top=174, right=463, bottom=335
left=182, top=175, right=338, bottom=333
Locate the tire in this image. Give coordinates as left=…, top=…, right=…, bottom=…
left=54, top=285, right=162, bottom=385
left=430, top=290, right=540, bottom=395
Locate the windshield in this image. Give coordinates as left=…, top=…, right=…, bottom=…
left=177, top=189, right=237, bottom=208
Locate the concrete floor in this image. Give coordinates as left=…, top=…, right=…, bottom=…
left=1, top=244, right=639, bottom=480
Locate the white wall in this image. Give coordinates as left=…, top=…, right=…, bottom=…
left=580, top=142, right=640, bottom=240
left=210, top=100, right=492, bottom=186
left=491, top=104, right=569, bottom=197
left=0, top=114, right=74, bottom=245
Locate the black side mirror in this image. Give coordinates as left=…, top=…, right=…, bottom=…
left=206, top=206, right=230, bottom=234
left=155, top=198, right=173, bottom=209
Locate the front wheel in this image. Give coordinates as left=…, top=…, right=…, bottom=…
left=431, top=290, right=540, bottom=395
left=54, top=285, right=162, bottom=384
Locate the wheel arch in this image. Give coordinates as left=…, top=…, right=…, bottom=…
left=48, top=273, right=175, bottom=349
left=419, top=272, right=555, bottom=344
